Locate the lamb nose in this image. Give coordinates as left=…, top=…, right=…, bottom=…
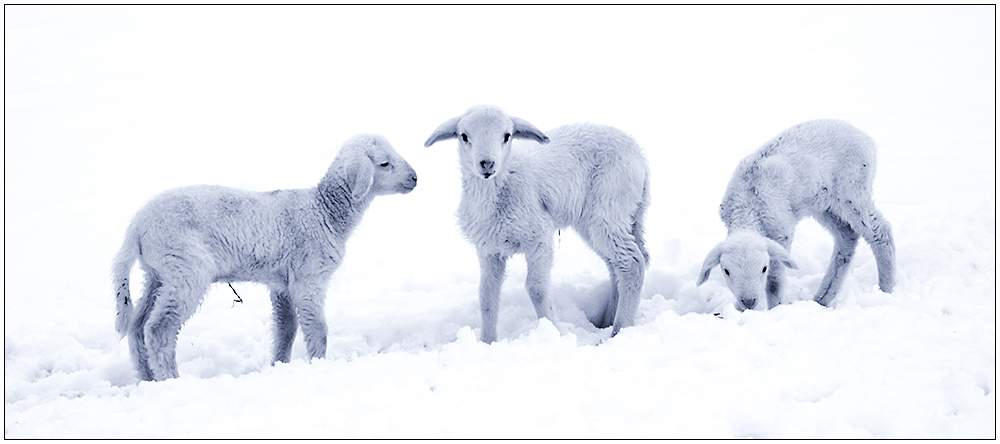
left=480, top=160, right=494, bottom=170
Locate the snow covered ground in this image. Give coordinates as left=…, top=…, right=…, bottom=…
left=4, top=5, right=995, bottom=439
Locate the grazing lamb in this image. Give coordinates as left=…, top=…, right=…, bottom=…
left=425, top=105, right=650, bottom=342
left=112, top=134, right=417, bottom=381
left=697, top=119, right=895, bottom=311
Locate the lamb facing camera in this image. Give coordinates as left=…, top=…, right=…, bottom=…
left=698, top=119, right=895, bottom=311
left=425, top=105, right=651, bottom=342
left=112, top=134, right=417, bottom=381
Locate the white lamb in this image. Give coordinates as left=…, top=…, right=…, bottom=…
left=425, top=105, right=650, bottom=342
left=112, top=134, right=417, bottom=381
left=697, top=119, right=895, bottom=311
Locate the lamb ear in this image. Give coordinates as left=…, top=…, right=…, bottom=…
left=766, top=239, right=798, bottom=269
left=424, top=116, right=462, bottom=147
left=697, top=243, right=725, bottom=285
left=511, top=117, right=549, bottom=144
left=344, top=149, right=375, bottom=200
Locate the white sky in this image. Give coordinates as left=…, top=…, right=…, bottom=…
left=4, top=5, right=994, bottom=272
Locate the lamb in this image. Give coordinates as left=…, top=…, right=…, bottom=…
left=425, top=105, right=650, bottom=342
left=697, top=119, right=895, bottom=311
left=112, top=134, right=417, bottom=381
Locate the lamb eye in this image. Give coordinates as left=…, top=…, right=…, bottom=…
left=762, top=266, right=767, bottom=273
left=504, top=133, right=511, bottom=143
left=724, top=269, right=730, bottom=276
left=461, top=133, right=469, bottom=143
left=380, top=162, right=390, bottom=168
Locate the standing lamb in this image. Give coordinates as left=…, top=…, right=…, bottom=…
left=112, top=134, right=417, bottom=381
left=697, top=119, right=895, bottom=311
left=425, top=105, right=650, bottom=342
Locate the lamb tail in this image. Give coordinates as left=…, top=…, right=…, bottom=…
left=112, top=227, right=139, bottom=337
left=633, top=172, right=651, bottom=269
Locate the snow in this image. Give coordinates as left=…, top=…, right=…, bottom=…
left=4, top=5, right=995, bottom=439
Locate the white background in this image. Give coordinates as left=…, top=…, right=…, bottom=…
left=4, top=5, right=995, bottom=438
